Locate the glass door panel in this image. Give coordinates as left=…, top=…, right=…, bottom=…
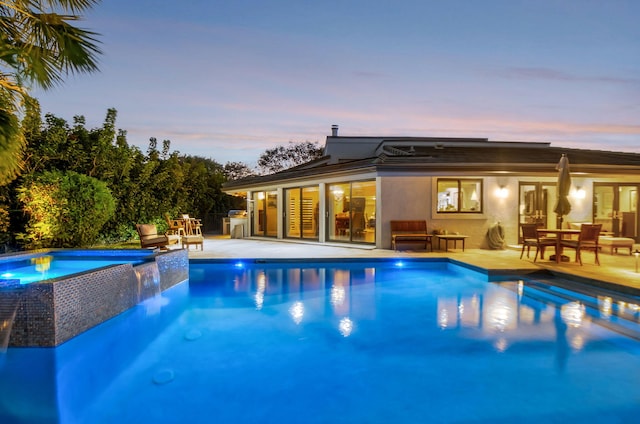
left=252, top=191, right=266, bottom=236
left=301, top=186, right=319, bottom=240
left=285, top=188, right=300, bottom=238
left=594, top=184, right=615, bottom=234
left=350, top=181, right=376, bottom=243
left=252, top=191, right=278, bottom=237
left=327, top=183, right=350, bottom=242
left=265, top=191, right=278, bottom=237
left=619, top=186, right=637, bottom=239
left=594, top=183, right=639, bottom=239
left=518, top=182, right=555, bottom=242
left=327, top=181, right=376, bottom=244
left=284, top=186, right=319, bottom=240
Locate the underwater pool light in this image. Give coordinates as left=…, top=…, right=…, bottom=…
left=394, top=261, right=405, bottom=268
left=234, top=262, right=245, bottom=269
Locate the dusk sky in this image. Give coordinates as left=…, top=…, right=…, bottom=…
left=33, top=0, right=639, bottom=165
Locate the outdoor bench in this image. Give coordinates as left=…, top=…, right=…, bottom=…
left=390, top=220, right=432, bottom=251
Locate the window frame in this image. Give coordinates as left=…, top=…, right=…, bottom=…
left=436, top=178, right=483, bottom=214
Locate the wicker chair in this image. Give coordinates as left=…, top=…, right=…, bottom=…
left=520, top=223, right=556, bottom=262
left=164, top=213, right=185, bottom=236
left=561, top=224, right=602, bottom=265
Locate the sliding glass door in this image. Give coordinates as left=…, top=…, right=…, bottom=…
left=327, top=180, right=376, bottom=244
left=252, top=191, right=278, bottom=237
left=284, top=186, right=319, bottom=240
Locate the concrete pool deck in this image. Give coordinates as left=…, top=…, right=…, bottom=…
left=185, top=235, right=640, bottom=296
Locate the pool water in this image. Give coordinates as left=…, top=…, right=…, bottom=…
left=0, top=250, right=154, bottom=285
left=1, top=260, right=639, bottom=423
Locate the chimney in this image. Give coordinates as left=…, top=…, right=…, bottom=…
left=331, top=124, right=339, bottom=137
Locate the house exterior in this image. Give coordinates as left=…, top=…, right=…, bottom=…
left=222, top=126, right=640, bottom=250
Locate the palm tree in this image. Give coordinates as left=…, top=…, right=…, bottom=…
left=0, top=0, right=102, bottom=183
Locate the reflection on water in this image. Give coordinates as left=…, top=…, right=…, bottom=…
left=254, top=272, right=266, bottom=310
left=598, top=296, right=612, bottom=319
left=339, top=317, right=354, bottom=337
left=190, top=262, right=640, bottom=357
left=190, top=263, right=380, bottom=337
left=288, top=301, right=304, bottom=325
left=494, top=337, right=508, bottom=353
left=436, top=282, right=602, bottom=357
left=31, top=255, right=53, bottom=274
left=487, top=292, right=516, bottom=332
left=561, top=302, right=586, bottom=328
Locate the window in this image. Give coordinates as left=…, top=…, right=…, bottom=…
left=437, top=179, right=483, bottom=213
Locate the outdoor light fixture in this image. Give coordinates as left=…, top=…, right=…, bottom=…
left=574, top=187, right=586, bottom=199
left=635, top=249, right=640, bottom=273
left=496, top=186, right=508, bottom=198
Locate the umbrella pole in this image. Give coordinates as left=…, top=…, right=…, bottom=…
left=553, top=215, right=570, bottom=262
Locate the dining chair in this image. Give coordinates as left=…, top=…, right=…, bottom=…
left=520, top=223, right=556, bottom=262
left=560, top=224, right=602, bottom=265
left=181, top=214, right=203, bottom=236
left=164, top=213, right=185, bottom=236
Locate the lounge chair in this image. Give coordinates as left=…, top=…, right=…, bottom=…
left=561, top=223, right=602, bottom=265
left=136, top=224, right=180, bottom=249
left=520, top=223, right=556, bottom=262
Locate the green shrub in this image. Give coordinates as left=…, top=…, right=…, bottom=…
left=17, top=170, right=116, bottom=248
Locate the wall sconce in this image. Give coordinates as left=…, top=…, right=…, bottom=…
left=496, top=186, right=508, bottom=199
left=573, top=187, right=586, bottom=199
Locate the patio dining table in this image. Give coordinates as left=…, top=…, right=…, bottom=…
left=536, top=228, right=580, bottom=264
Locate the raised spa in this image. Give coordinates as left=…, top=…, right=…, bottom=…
left=0, top=249, right=188, bottom=347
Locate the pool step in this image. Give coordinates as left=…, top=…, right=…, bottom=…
left=498, top=279, right=640, bottom=340
left=530, top=278, right=640, bottom=322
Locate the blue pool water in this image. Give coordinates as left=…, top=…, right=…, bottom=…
left=0, top=250, right=154, bottom=285
left=1, top=260, right=639, bottom=423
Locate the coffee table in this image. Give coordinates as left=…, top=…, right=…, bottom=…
left=436, top=234, right=469, bottom=252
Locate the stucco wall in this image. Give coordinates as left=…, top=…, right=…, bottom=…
left=379, top=176, right=432, bottom=249
left=427, top=176, right=512, bottom=250
left=380, top=175, right=509, bottom=249
left=378, top=175, right=599, bottom=250
left=245, top=172, right=607, bottom=250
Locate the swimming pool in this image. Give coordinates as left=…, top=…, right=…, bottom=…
left=1, top=260, right=639, bottom=423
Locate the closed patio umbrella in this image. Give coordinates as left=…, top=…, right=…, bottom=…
left=553, top=154, right=572, bottom=229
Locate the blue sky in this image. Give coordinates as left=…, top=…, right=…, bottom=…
left=33, top=0, right=640, bottom=165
